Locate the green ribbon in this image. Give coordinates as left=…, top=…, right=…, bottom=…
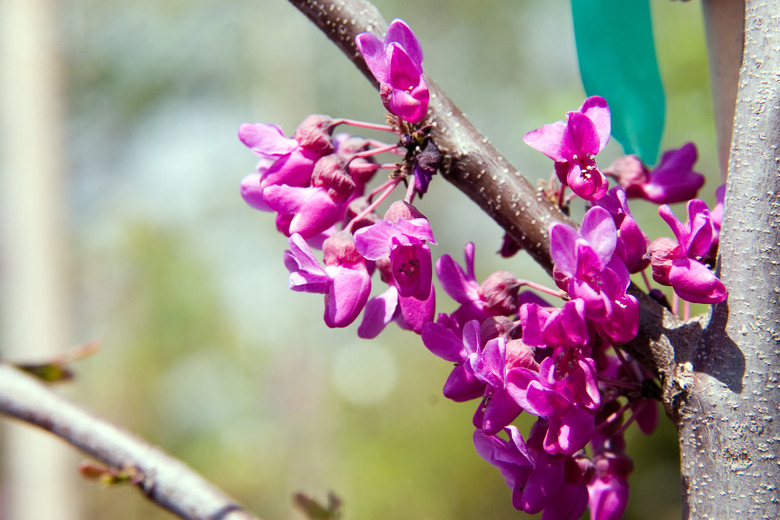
left=571, top=0, right=666, bottom=163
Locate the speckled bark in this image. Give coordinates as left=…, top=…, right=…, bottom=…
left=677, top=1, right=780, bottom=517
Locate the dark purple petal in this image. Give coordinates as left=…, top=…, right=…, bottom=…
left=436, top=253, right=480, bottom=303
left=545, top=406, right=594, bottom=455
left=390, top=243, right=432, bottom=300
left=526, top=382, right=570, bottom=417
left=421, top=321, right=467, bottom=362
left=481, top=389, right=523, bottom=435
left=517, top=453, right=565, bottom=514
left=588, top=474, right=630, bottom=520
left=358, top=286, right=400, bottom=339
left=443, top=365, right=486, bottom=402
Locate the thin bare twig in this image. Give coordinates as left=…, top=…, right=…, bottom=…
left=0, top=363, right=262, bottom=520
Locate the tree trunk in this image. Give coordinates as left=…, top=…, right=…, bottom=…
left=677, top=0, right=780, bottom=517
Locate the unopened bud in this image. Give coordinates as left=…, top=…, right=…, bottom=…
left=295, top=114, right=335, bottom=154
left=384, top=200, right=427, bottom=223
left=480, top=271, right=522, bottom=315
left=323, top=231, right=363, bottom=267
left=311, top=155, right=355, bottom=201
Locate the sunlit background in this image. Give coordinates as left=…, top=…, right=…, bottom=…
left=1, top=1, right=719, bottom=519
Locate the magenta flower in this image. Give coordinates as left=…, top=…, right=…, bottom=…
left=587, top=451, right=633, bottom=520
left=606, top=142, right=705, bottom=204
left=508, top=355, right=598, bottom=455
left=519, top=298, right=590, bottom=350
left=284, top=232, right=371, bottom=328
left=421, top=319, right=486, bottom=401
left=549, top=206, right=639, bottom=344
left=353, top=202, right=435, bottom=301
left=593, top=187, right=650, bottom=273
left=238, top=122, right=322, bottom=190
left=649, top=199, right=728, bottom=304
left=524, top=96, right=611, bottom=200
left=473, top=425, right=590, bottom=518
left=356, top=19, right=429, bottom=124
left=469, top=337, right=530, bottom=435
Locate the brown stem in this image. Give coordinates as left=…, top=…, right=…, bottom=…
left=0, top=363, right=262, bottom=520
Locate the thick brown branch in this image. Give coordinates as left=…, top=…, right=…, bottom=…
left=0, top=363, right=262, bottom=520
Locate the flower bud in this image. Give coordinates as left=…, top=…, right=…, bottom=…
left=480, top=271, right=521, bottom=316
left=294, top=114, right=335, bottom=154
left=384, top=200, right=427, bottom=223
left=311, top=155, right=355, bottom=201
left=323, top=231, right=364, bottom=267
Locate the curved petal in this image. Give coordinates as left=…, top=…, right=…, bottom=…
left=238, top=123, right=297, bottom=157
left=578, top=95, right=611, bottom=151
left=386, top=18, right=424, bottom=67
left=324, top=266, right=371, bottom=328
left=579, top=206, right=617, bottom=264
left=523, top=120, right=570, bottom=162
left=355, top=32, right=389, bottom=83
left=669, top=258, right=728, bottom=304
left=358, top=287, right=399, bottom=339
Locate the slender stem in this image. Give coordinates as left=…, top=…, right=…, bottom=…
left=517, top=279, right=565, bottom=300
left=347, top=176, right=404, bottom=231
left=0, top=363, right=261, bottom=520
left=352, top=142, right=400, bottom=159
left=333, top=118, right=395, bottom=133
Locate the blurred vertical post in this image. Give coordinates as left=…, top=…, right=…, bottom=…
left=0, top=0, right=79, bottom=518
left=702, top=0, right=745, bottom=183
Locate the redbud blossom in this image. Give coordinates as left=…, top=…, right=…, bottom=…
left=356, top=19, right=429, bottom=124
left=524, top=96, right=611, bottom=200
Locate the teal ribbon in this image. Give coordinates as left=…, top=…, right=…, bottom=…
left=571, top=0, right=666, bottom=163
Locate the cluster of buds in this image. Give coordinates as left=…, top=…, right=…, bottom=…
left=239, top=18, right=727, bottom=520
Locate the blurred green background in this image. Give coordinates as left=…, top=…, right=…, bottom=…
left=1, top=0, right=720, bottom=519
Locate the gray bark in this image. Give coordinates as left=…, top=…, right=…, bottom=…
left=678, top=0, right=780, bottom=517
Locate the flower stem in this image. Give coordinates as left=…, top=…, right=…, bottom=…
left=346, top=177, right=404, bottom=232
left=333, top=118, right=396, bottom=133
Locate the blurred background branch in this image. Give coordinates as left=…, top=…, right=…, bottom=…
left=0, top=363, right=262, bottom=520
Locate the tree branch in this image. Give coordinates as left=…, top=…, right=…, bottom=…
left=0, top=363, right=262, bottom=520
left=287, top=0, right=688, bottom=406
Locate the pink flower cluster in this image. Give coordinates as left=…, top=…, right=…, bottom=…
left=239, top=20, right=438, bottom=333
left=239, top=15, right=727, bottom=518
